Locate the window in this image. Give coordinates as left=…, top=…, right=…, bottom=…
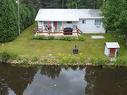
left=95, top=19, right=101, bottom=27
left=82, top=19, right=86, bottom=24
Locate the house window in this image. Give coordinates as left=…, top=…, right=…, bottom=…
left=95, top=19, right=101, bottom=27
left=82, top=20, right=86, bottom=24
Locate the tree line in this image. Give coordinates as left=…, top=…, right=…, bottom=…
left=24, top=0, right=103, bottom=9
left=0, top=0, right=36, bottom=42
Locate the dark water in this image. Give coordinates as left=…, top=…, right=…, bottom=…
left=0, top=65, right=127, bottom=95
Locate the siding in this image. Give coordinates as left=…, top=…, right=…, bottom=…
left=76, top=19, right=105, bottom=33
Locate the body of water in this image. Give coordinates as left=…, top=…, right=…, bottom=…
left=0, top=65, right=127, bottom=95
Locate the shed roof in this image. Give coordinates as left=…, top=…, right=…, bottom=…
left=105, top=42, right=120, bottom=48
left=35, top=9, right=103, bottom=21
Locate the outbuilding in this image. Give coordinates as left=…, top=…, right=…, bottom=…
left=104, top=42, right=120, bottom=57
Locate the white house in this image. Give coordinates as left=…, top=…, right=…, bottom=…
left=35, top=9, right=105, bottom=36
left=104, top=42, right=120, bottom=57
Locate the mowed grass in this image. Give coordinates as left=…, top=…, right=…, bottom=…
left=0, top=24, right=127, bottom=59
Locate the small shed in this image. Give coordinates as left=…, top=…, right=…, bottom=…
left=104, top=42, right=120, bottom=57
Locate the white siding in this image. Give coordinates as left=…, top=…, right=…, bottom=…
left=104, top=46, right=109, bottom=56
left=37, top=21, right=44, bottom=31
left=76, top=19, right=105, bottom=33
left=38, top=21, right=44, bottom=28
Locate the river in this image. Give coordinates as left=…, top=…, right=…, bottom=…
left=0, top=64, right=127, bottom=95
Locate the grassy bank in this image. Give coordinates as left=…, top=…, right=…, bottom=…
left=0, top=24, right=127, bottom=65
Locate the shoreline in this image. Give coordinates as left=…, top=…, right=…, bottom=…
left=0, top=52, right=127, bottom=67
left=5, top=59, right=127, bottom=68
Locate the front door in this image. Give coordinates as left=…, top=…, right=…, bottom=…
left=58, top=22, right=62, bottom=31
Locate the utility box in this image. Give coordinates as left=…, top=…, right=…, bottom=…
left=104, top=42, right=120, bottom=57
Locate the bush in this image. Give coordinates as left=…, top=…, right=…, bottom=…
left=33, top=35, right=85, bottom=41
left=113, top=58, right=127, bottom=66
left=0, top=52, right=17, bottom=63
left=91, top=57, right=109, bottom=65
left=31, top=56, right=39, bottom=62
left=32, top=35, right=47, bottom=40
left=48, top=36, right=55, bottom=40
left=78, top=35, right=85, bottom=41
left=57, top=36, right=77, bottom=41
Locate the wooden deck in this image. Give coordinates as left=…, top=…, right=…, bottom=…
left=34, top=28, right=82, bottom=36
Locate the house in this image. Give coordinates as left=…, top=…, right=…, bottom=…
left=104, top=42, right=120, bottom=57
left=35, top=9, right=105, bottom=36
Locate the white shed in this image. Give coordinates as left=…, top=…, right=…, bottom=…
left=104, top=42, right=120, bottom=57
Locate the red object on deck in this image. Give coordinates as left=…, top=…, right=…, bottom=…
left=48, top=21, right=51, bottom=28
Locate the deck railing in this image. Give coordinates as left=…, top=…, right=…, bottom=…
left=33, top=27, right=82, bottom=36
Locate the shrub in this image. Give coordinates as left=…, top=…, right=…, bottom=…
left=0, top=52, right=17, bottom=63
left=48, top=36, right=55, bottom=40
left=91, top=57, right=109, bottom=66
left=33, top=35, right=86, bottom=41
left=78, top=35, right=85, bottom=41
left=58, top=36, right=77, bottom=41
left=31, top=56, right=39, bottom=62
left=32, top=35, right=47, bottom=40
left=113, top=58, right=127, bottom=66
left=33, top=36, right=79, bottom=41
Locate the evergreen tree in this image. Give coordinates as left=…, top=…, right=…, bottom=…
left=0, top=0, right=36, bottom=42
left=102, top=0, right=127, bottom=45
left=66, top=0, right=103, bottom=9
left=0, top=0, right=18, bottom=42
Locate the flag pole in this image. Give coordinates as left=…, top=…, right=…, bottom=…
left=16, top=0, right=20, bottom=35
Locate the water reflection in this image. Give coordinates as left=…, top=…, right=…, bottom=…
left=0, top=64, right=37, bottom=95
left=85, top=67, right=127, bottom=95
left=23, top=66, right=86, bottom=95
left=40, top=65, right=61, bottom=79
left=0, top=64, right=127, bottom=95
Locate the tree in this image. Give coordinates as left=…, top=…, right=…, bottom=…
left=102, top=0, right=127, bottom=45
left=66, top=0, right=80, bottom=8
left=0, top=0, right=18, bottom=42
left=66, top=0, right=103, bottom=9
left=0, top=0, right=36, bottom=43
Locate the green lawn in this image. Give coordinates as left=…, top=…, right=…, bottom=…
left=0, top=24, right=127, bottom=60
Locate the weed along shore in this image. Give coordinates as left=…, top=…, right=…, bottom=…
left=0, top=52, right=127, bottom=67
